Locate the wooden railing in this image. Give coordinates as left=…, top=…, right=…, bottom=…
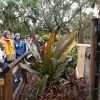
left=0, top=52, right=30, bottom=100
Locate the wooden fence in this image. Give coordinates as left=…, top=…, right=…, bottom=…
left=0, top=52, right=30, bottom=100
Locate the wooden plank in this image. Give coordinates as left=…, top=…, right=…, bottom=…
left=77, top=44, right=91, bottom=47
left=12, top=65, right=19, bottom=74
left=0, top=52, right=30, bottom=100
left=76, top=46, right=86, bottom=78
left=13, top=78, right=23, bottom=100
left=89, top=19, right=97, bottom=100
left=0, top=86, right=4, bottom=100
left=15, top=82, right=25, bottom=100
left=0, top=79, right=4, bottom=86
left=0, top=52, right=30, bottom=76
left=4, top=70, right=13, bottom=100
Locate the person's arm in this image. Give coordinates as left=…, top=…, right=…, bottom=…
left=24, top=42, right=26, bottom=53
left=25, top=44, right=28, bottom=52
left=13, top=40, right=16, bottom=59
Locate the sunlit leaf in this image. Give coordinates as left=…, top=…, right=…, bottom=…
left=53, top=34, right=76, bottom=59
left=44, top=32, right=54, bottom=65
left=61, top=40, right=77, bottom=59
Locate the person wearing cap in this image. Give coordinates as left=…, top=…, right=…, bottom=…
left=13, top=33, right=26, bottom=86
left=0, top=30, right=15, bottom=63
left=14, top=33, right=26, bottom=59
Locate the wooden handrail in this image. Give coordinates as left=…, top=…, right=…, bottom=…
left=0, top=51, right=30, bottom=77
left=0, top=51, right=31, bottom=100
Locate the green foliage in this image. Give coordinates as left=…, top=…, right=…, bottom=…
left=42, top=34, right=50, bottom=41
left=23, top=32, right=76, bottom=97
left=0, top=0, right=38, bottom=34
left=42, top=33, right=60, bottom=41
left=53, top=34, right=75, bottom=59
left=0, top=0, right=94, bottom=43
left=65, top=47, right=78, bottom=75
left=36, top=75, right=48, bottom=96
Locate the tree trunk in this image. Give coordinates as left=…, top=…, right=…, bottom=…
left=78, top=29, right=84, bottom=43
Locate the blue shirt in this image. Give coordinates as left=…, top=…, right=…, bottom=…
left=14, top=40, right=26, bottom=58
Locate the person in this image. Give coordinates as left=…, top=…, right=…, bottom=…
left=13, top=33, right=26, bottom=88
left=14, top=33, right=26, bottom=59
left=0, top=30, right=15, bottom=64
left=25, top=35, right=40, bottom=62
left=11, top=32, right=15, bottom=39
left=0, top=42, right=7, bottom=70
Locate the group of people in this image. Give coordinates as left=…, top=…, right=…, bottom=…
left=0, top=30, right=41, bottom=70
left=0, top=30, right=42, bottom=88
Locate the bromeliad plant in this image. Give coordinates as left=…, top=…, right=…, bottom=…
left=20, top=32, right=76, bottom=97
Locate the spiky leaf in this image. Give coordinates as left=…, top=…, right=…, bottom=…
left=54, top=65, right=65, bottom=78
left=48, top=58, right=57, bottom=76
left=44, top=32, right=54, bottom=65
left=53, top=34, right=75, bottom=59
left=61, top=40, right=77, bottom=59
left=19, top=63, right=41, bottom=76
left=36, top=75, right=48, bottom=96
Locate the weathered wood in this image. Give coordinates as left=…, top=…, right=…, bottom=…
left=4, top=69, right=13, bottom=100
left=0, top=86, right=4, bottom=100
left=0, top=52, right=30, bottom=76
left=0, top=52, right=30, bottom=100
left=76, top=44, right=91, bottom=79
left=77, top=44, right=91, bottom=47
left=0, top=79, right=4, bottom=86
left=76, top=45, right=86, bottom=78
left=15, top=82, right=25, bottom=100
left=89, top=19, right=97, bottom=100
left=13, top=78, right=23, bottom=100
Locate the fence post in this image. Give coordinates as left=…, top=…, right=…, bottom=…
left=0, top=79, right=4, bottom=100
left=89, top=18, right=97, bottom=100
left=4, top=69, right=13, bottom=100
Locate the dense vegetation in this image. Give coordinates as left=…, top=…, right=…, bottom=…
left=0, top=0, right=99, bottom=99
left=0, top=0, right=98, bottom=42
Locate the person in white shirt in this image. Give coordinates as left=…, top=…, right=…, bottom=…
left=0, top=43, right=7, bottom=70
left=25, top=35, right=41, bottom=62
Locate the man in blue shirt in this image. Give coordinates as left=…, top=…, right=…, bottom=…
left=13, top=33, right=26, bottom=91
left=14, top=33, right=26, bottom=58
